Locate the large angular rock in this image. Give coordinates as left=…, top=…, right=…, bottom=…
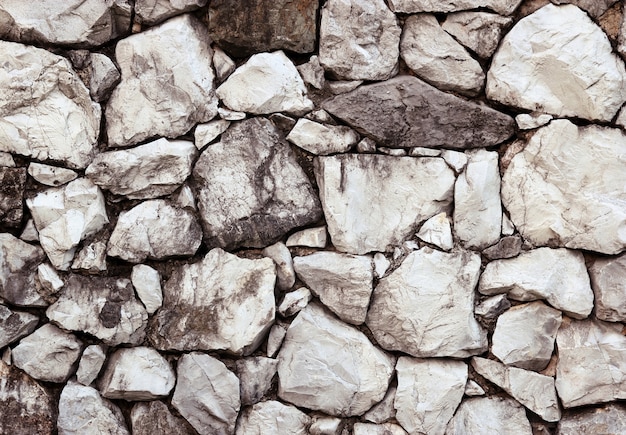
left=277, top=303, right=395, bottom=416
left=136, top=0, right=206, bottom=25
left=27, top=178, right=108, bottom=270
left=323, top=76, right=514, bottom=150
left=588, top=253, right=626, bottom=322
left=556, top=318, right=626, bottom=408
left=293, top=252, right=373, bottom=324
left=217, top=51, right=313, bottom=115
left=478, top=247, right=594, bottom=318
left=441, top=12, right=513, bottom=59
left=0, top=233, right=47, bottom=306
left=193, top=118, right=322, bottom=250
left=394, top=357, right=467, bottom=435
left=12, top=324, right=83, bottom=383
left=0, top=167, right=26, bottom=228
left=106, top=15, right=218, bottom=147
left=487, top=4, right=626, bottom=121
left=0, top=360, right=55, bottom=435
left=445, top=396, right=532, bottom=434
left=0, top=0, right=131, bottom=46
left=319, top=0, right=400, bottom=80
left=58, top=382, right=129, bottom=435
left=366, top=248, right=487, bottom=357
left=315, top=155, right=455, bottom=254
left=389, top=0, right=523, bottom=14
left=149, top=248, right=276, bottom=354
left=172, top=353, right=240, bottom=434
left=207, top=0, right=317, bottom=56
left=46, top=275, right=148, bottom=346
left=131, top=401, right=195, bottom=435
left=400, top=14, right=484, bottom=96
left=86, top=138, right=197, bottom=199
left=557, top=403, right=626, bottom=435
left=236, top=401, right=311, bottom=435
left=0, top=304, right=38, bottom=348
left=0, top=41, right=101, bottom=168
left=454, top=150, right=501, bottom=250
left=107, top=200, right=202, bottom=263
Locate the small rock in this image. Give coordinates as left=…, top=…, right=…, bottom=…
left=287, top=119, right=359, bottom=155
left=445, top=396, right=532, bottom=434
left=218, top=107, right=246, bottom=120
left=236, top=357, right=278, bottom=406
left=0, top=233, right=47, bottom=307
left=0, top=167, right=26, bottom=227
left=172, top=184, right=196, bottom=210
left=194, top=119, right=230, bottom=150
left=464, top=380, right=485, bottom=396
left=212, top=46, right=236, bottom=82
left=131, top=265, right=163, bottom=315
left=130, top=400, right=195, bottom=435
left=88, top=53, right=120, bottom=102
left=293, top=252, right=373, bottom=324
left=12, top=324, right=82, bottom=383
left=482, top=236, right=522, bottom=260
left=236, top=400, right=310, bottom=435
left=389, top=0, right=523, bottom=14
left=501, top=213, right=515, bottom=236
left=306, top=109, right=334, bottom=123
left=353, top=423, right=408, bottom=435
left=107, top=200, right=202, bottom=263
left=401, top=14, right=484, bottom=96
left=309, top=415, right=344, bottom=435
left=267, top=323, right=287, bottom=358
left=0, top=152, right=15, bottom=167
left=416, top=212, right=453, bottom=251
left=76, top=345, right=106, bottom=386
left=478, top=247, right=594, bottom=318
left=557, top=402, right=626, bottom=435
left=328, top=80, right=364, bottom=94
left=551, top=0, right=618, bottom=19
left=364, top=385, right=397, bottom=424
left=589, top=253, right=626, bottom=322
left=474, top=294, right=511, bottom=321
left=0, top=304, right=38, bottom=349
left=99, top=347, right=175, bottom=400
left=373, top=253, right=391, bottom=279
left=378, top=147, right=407, bottom=156
left=442, top=12, right=513, bottom=58
left=262, top=242, right=296, bottom=291
left=71, top=241, right=107, bottom=273
left=297, top=55, right=326, bottom=90
left=356, top=137, right=378, bottom=153
left=28, top=164, right=77, bottom=187
left=278, top=288, right=312, bottom=317
left=286, top=227, right=328, bottom=248
left=20, top=220, right=39, bottom=242
left=515, top=113, right=553, bottom=130
left=172, top=352, right=240, bottom=434
left=441, top=150, right=468, bottom=173
left=136, top=0, right=206, bottom=25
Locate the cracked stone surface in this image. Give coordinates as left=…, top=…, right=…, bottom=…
left=0, top=233, right=47, bottom=306
left=389, top=0, right=523, bottom=14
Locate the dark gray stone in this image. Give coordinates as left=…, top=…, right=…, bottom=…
left=0, top=233, right=47, bottom=307
left=482, top=236, right=523, bottom=260
left=131, top=401, right=196, bottom=435
left=0, top=167, right=26, bottom=228
left=557, top=403, right=626, bottom=434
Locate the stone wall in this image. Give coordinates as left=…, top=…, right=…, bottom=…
left=1, top=0, right=625, bottom=433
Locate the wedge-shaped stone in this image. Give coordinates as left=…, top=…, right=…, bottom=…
left=0, top=233, right=46, bottom=307
left=131, top=401, right=195, bottom=435
left=366, top=248, right=487, bottom=358
left=323, top=76, right=514, bottom=150
left=287, top=119, right=359, bottom=155
left=556, top=318, right=626, bottom=408
left=315, top=155, right=455, bottom=254
left=46, top=275, right=148, bottom=346
left=76, top=345, right=106, bottom=387
left=236, top=357, right=278, bottom=406
left=416, top=213, right=453, bottom=251
left=0, top=41, right=101, bottom=169
left=236, top=401, right=310, bottom=435
left=479, top=247, right=594, bottom=318
left=589, top=253, right=626, bottom=322
left=106, top=15, right=218, bottom=147
left=193, top=118, right=322, bottom=250
left=278, top=303, right=395, bottom=416
left=149, top=248, right=276, bottom=354
left=0, top=305, right=38, bottom=349
left=472, top=357, right=561, bottom=422
left=389, top=0, right=523, bottom=14
left=136, top=0, right=206, bottom=25
left=558, top=403, right=626, bottom=435
left=445, top=396, right=532, bottom=434
left=487, top=4, right=626, bottom=121
left=441, top=12, right=512, bottom=59
left=293, top=252, right=373, bottom=324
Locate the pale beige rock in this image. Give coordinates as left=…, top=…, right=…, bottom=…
left=194, top=119, right=230, bottom=149
left=286, top=227, right=327, bottom=248
left=0, top=305, right=38, bottom=349
left=445, top=396, right=532, bottom=434
left=441, top=150, right=468, bottom=173
left=588, top=253, right=626, bottom=322
left=309, top=415, right=344, bottom=435
left=416, top=213, right=453, bottom=251
left=76, top=345, right=106, bottom=386
left=71, top=241, right=107, bottom=273
left=136, top=0, right=206, bottom=25
left=218, top=107, right=246, bottom=120
left=87, top=53, right=120, bottom=103
left=262, top=242, right=296, bottom=291
left=235, top=357, right=278, bottom=406
left=557, top=403, right=626, bottom=435
left=287, top=119, right=358, bottom=155
left=515, top=113, right=553, bottom=130
left=389, top=0, right=523, bottom=14
left=212, top=46, right=236, bottom=82
left=364, top=385, right=397, bottom=424
left=475, top=294, right=511, bottom=322
left=0, top=233, right=46, bottom=307
left=236, top=401, right=310, bottom=435
left=297, top=55, right=325, bottom=90
left=28, top=164, right=77, bottom=187
left=278, top=288, right=312, bottom=317
left=266, top=323, right=287, bottom=358
left=130, top=401, right=195, bottom=435
left=464, top=380, right=485, bottom=396
left=131, top=265, right=163, bottom=315
left=442, top=12, right=512, bottom=58
left=353, top=423, right=408, bottom=435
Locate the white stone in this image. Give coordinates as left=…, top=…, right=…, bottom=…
left=236, top=401, right=310, bottom=435
left=278, top=288, right=312, bottom=317
left=172, top=352, right=240, bottom=434
left=474, top=294, right=511, bottom=321
left=106, top=15, right=217, bottom=147
left=99, top=347, right=175, bottom=400
left=28, top=164, right=78, bottom=187
left=194, top=119, right=230, bottom=149
left=589, top=253, right=626, bottom=322
left=278, top=303, right=395, bottom=416
left=286, top=227, right=327, bottom=248
left=309, top=415, right=344, bottom=435
left=442, top=12, right=513, bottom=58
left=445, top=396, right=532, bottom=434
left=58, top=382, right=129, bottom=435
left=394, top=357, right=467, bottom=435
left=27, top=178, right=108, bottom=270
left=88, top=53, right=120, bottom=103
left=37, top=263, right=64, bottom=295
left=464, top=380, right=485, bottom=396
left=20, top=219, right=38, bottom=242
left=328, top=80, right=363, bottom=94
left=389, top=0, right=523, bottom=14
left=136, top=0, right=206, bottom=25
left=552, top=0, right=618, bottom=18
left=297, top=55, right=325, bottom=89
left=108, top=200, right=201, bottom=263
left=316, top=155, right=455, bottom=254
left=515, top=113, right=553, bottom=130
left=373, top=253, right=391, bottom=279
left=364, top=385, right=397, bottom=424
left=0, top=233, right=46, bottom=307
left=306, top=109, right=334, bottom=123
left=262, top=242, right=296, bottom=291
left=293, top=252, right=373, bottom=325
left=267, top=323, right=287, bottom=358
left=287, top=119, right=359, bottom=155
left=0, top=41, right=101, bottom=169
left=367, top=248, right=487, bottom=357
left=441, top=150, right=468, bottom=173
left=12, top=324, right=82, bottom=383
left=131, top=265, right=163, bottom=315
left=416, top=212, right=453, bottom=251
left=472, top=357, right=561, bottom=422
left=218, top=107, right=246, bottom=120
left=76, top=345, right=106, bottom=386
left=401, top=14, right=484, bottom=96
left=0, top=305, right=38, bottom=349
left=213, top=46, right=236, bottom=82
left=491, top=301, right=562, bottom=371
left=217, top=51, right=313, bottom=115
left=319, top=0, right=401, bottom=81
left=235, top=357, right=279, bottom=406
left=172, top=184, right=195, bottom=210
left=487, top=4, right=626, bottom=121
left=0, top=152, right=15, bottom=167
left=71, top=241, right=107, bottom=273
left=353, top=423, right=408, bottom=435
left=86, top=138, right=197, bottom=199
left=501, top=213, right=515, bottom=236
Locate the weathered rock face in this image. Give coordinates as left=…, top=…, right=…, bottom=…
left=236, top=400, right=311, bottom=435
left=87, top=53, right=120, bottom=103
left=149, top=248, right=276, bottom=354
left=131, top=265, right=163, bottom=315
left=136, top=0, right=206, bottom=25
left=487, top=4, right=626, bottom=121
left=0, top=167, right=26, bottom=227
left=287, top=119, right=359, bottom=155
left=207, top=0, right=317, bottom=56
left=0, top=304, right=38, bottom=348
left=441, top=12, right=512, bottom=59
left=315, top=155, right=455, bottom=254
left=389, top=0, right=523, bottom=14
left=319, top=0, right=400, bottom=80
left=130, top=400, right=195, bottom=435
left=502, top=120, right=626, bottom=254
left=323, top=76, right=514, bottom=150
left=277, top=303, right=395, bottom=416
left=106, top=15, right=218, bottom=147
left=0, top=233, right=46, bottom=306
left=193, top=118, right=322, bottom=250
left=236, top=357, right=279, bottom=406
left=416, top=213, right=453, bottom=251
left=367, top=248, right=487, bottom=357
left=445, top=396, right=532, bottom=434
left=76, top=345, right=106, bottom=387
left=557, top=403, right=626, bottom=435
left=588, top=254, right=626, bottom=322
left=0, top=41, right=101, bottom=169
left=28, top=164, right=77, bottom=188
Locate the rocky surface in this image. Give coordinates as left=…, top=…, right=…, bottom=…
left=130, top=400, right=195, bottom=435
left=236, top=400, right=310, bottom=434
left=557, top=403, right=626, bottom=434
left=0, top=167, right=26, bottom=227
left=588, top=253, right=626, bottom=322
left=389, top=0, right=523, bottom=14
left=441, top=12, right=512, bottom=59
left=446, top=396, right=532, bottom=434
left=0, top=233, right=47, bottom=306
left=136, top=0, right=206, bottom=25
left=287, top=119, right=359, bottom=155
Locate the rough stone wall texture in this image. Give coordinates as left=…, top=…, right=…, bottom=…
left=0, top=0, right=625, bottom=433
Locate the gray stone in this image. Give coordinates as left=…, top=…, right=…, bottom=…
left=71, top=241, right=107, bottom=273
left=464, top=380, right=485, bottom=396
left=0, top=305, right=38, bottom=349
left=193, top=118, right=322, bottom=250
left=172, top=352, right=240, bottom=435
left=212, top=46, right=236, bottom=82
left=364, top=385, right=397, bottom=424
left=267, top=323, right=287, bottom=358
left=278, top=303, right=395, bottom=417
left=323, top=76, right=514, bottom=150
left=286, top=227, right=328, bottom=248
left=442, top=12, right=513, bottom=58
left=20, top=220, right=39, bottom=242
left=309, top=415, right=344, bottom=435
left=482, top=236, right=522, bottom=260
left=28, top=164, right=77, bottom=187
left=262, top=242, right=296, bottom=291
left=366, top=248, right=487, bottom=357
left=149, top=248, right=276, bottom=354
left=319, top=0, right=400, bottom=80
left=87, top=53, right=120, bottom=103
left=136, top=0, right=206, bottom=25
left=298, top=55, right=326, bottom=90
left=557, top=403, right=626, bottom=435
left=76, top=345, right=106, bottom=386
left=0, top=233, right=47, bottom=307
left=278, top=288, right=312, bottom=317
left=287, top=119, right=359, bottom=155
left=475, top=294, right=511, bottom=322
left=0, top=41, right=100, bottom=168
left=131, top=265, right=163, bottom=315
left=0, top=152, right=14, bottom=167
left=589, top=254, right=626, bottom=322
left=236, top=357, right=278, bottom=406
left=106, top=15, right=218, bottom=147
left=218, top=107, right=246, bottom=120
left=551, top=0, right=618, bottom=18
left=389, top=0, right=523, bottom=14
left=236, top=401, right=310, bottom=435
left=36, top=263, right=63, bottom=301
left=441, top=150, right=468, bottom=173
left=445, top=396, right=532, bottom=434
left=131, top=401, right=195, bottom=435
left=0, top=168, right=24, bottom=228
left=353, top=423, right=408, bottom=435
